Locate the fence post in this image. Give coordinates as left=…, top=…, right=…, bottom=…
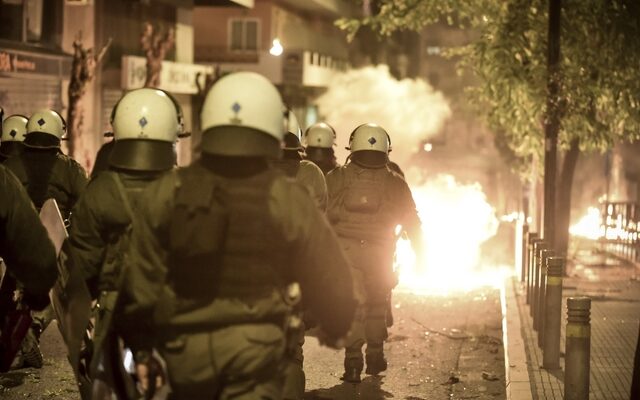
left=537, top=248, right=554, bottom=343
left=532, top=241, right=548, bottom=324
left=565, top=297, right=591, bottom=400
left=526, top=234, right=539, bottom=303
left=530, top=240, right=546, bottom=313
left=521, top=224, right=529, bottom=282
left=542, top=257, right=564, bottom=369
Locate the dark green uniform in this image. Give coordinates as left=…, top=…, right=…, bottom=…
left=121, top=158, right=356, bottom=399
left=326, top=162, right=421, bottom=377
left=70, top=170, right=161, bottom=296
left=0, top=165, right=57, bottom=306
left=90, top=140, right=115, bottom=179
left=271, top=156, right=327, bottom=399
left=4, top=149, right=87, bottom=340
left=4, top=149, right=88, bottom=220
left=69, top=169, right=164, bottom=397
left=271, top=158, right=328, bottom=212
left=305, top=148, right=339, bottom=176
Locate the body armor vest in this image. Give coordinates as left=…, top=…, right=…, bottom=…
left=271, top=158, right=301, bottom=178
left=306, top=153, right=338, bottom=176
left=99, top=172, right=147, bottom=292
left=169, top=163, right=288, bottom=306
left=9, top=151, right=75, bottom=218
left=332, top=166, right=397, bottom=242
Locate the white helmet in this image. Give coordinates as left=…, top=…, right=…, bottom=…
left=347, top=123, right=391, bottom=154
left=1, top=114, right=28, bottom=158
left=24, top=109, right=66, bottom=148
left=1, top=115, right=28, bottom=143
left=304, top=122, right=336, bottom=149
left=109, top=88, right=183, bottom=171
left=200, top=71, right=284, bottom=157
left=111, top=88, right=183, bottom=142
left=283, top=109, right=303, bottom=151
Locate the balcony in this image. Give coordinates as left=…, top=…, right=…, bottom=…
left=197, top=46, right=348, bottom=87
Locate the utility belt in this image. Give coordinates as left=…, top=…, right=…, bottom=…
left=159, top=283, right=303, bottom=356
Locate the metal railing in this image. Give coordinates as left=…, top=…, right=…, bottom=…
left=599, top=201, right=640, bottom=262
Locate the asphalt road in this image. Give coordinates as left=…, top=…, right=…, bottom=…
left=0, top=288, right=506, bottom=399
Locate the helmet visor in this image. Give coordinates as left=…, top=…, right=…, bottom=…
left=109, top=139, right=176, bottom=172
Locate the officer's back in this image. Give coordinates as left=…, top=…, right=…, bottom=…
left=271, top=110, right=328, bottom=211
left=4, top=110, right=87, bottom=220
left=121, top=72, right=356, bottom=399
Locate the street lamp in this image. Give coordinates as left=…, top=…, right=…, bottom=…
left=270, top=38, right=283, bottom=56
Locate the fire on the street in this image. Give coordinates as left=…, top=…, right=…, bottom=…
left=394, top=174, right=511, bottom=295
left=570, top=207, right=603, bottom=240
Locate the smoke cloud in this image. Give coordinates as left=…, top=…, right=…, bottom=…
left=315, top=65, right=451, bottom=165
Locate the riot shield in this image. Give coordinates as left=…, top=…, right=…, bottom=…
left=40, top=199, right=93, bottom=398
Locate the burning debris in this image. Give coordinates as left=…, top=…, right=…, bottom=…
left=394, top=174, right=508, bottom=295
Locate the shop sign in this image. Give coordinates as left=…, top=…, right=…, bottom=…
left=121, top=56, right=214, bottom=95
left=0, top=48, right=70, bottom=77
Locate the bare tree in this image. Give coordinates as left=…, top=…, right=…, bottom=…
left=67, top=32, right=111, bottom=160
left=140, top=22, right=175, bottom=88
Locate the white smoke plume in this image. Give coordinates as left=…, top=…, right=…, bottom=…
left=315, top=65, right=452, bottom=165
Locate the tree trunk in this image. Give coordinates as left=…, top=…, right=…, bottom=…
left=66, top=93, right=83, bottom=158
left=554, top=138, right=580, bottom=258
left=542, top=0, right=562, bottom=248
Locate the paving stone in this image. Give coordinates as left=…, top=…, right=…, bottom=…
left=515, top=249, right=640, bottom=400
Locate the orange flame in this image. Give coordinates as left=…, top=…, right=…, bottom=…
left=394, top=174, right=510, bottom=295
left=569, top=207, right=603, bottom=240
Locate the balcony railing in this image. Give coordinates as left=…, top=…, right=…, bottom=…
left=195, top=45, right=259, bottom=63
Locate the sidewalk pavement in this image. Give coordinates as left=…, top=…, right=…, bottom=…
left=512, top=246, right=640, bottom=400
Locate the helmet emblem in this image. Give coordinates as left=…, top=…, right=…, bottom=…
left=37, top=118, right=46, bottom=126
left=368, top=137, right=377, bottom=145
left=9, top=129, right=17, bottom=138
left=231, top=102, right=242, bottom=124
left=139, top=117, right=148, bottom=128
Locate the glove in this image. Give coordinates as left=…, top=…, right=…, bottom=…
left=22, top=290, right=50, bottom=311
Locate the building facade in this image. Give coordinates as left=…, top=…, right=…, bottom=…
left=193, top=0, right=353, bottom=133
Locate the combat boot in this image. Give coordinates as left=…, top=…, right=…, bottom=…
left=17, top=329, right=43, bottom=368
left=341, top=357, right=363, bottom=383
left=365, top=352, right=387, bottom=375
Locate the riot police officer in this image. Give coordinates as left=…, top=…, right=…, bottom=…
left=304, top=122, right=339, bottom=176
left=0, top=164, right=58, bottom=369
left=0, top=114, right=27, bottom=163
left=68, top=88, right=183, bottom=397
left=4, top=109, right=88, bottom=220
left=326, top=123, right=423, bottom=383
left=271, top=109, right=327, bottom=211
left=3, top=109, right=88, bottom=366
left=270, top=111, right=327, bottom=399
left=120, top=71, right=357, bottom=399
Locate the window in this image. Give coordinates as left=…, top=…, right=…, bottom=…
left=229, top=18, right=259, bottom=52
left=0, top=0, right=61, bottom=47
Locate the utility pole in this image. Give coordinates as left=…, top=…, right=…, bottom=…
left=543, top=0, right=562, bottom=249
